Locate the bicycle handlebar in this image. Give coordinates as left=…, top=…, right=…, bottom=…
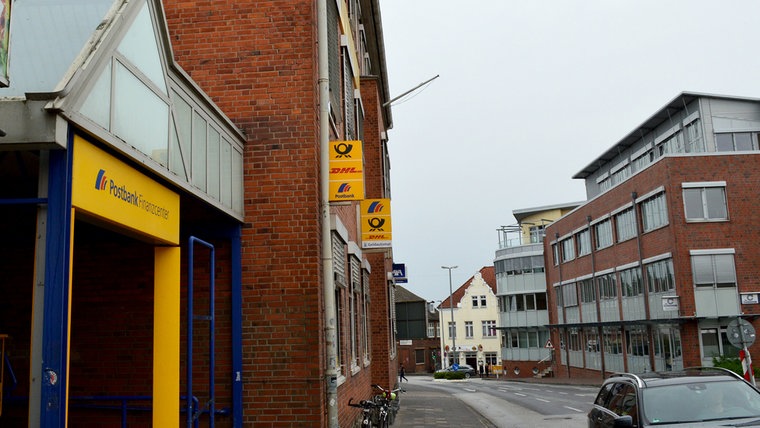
left=347, top=398, right=379, bottom=409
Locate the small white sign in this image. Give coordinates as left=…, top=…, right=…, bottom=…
left=662, top=296, right=680, bottom=311
left=399, top=340, right=412, bottom=346
left=741, top=293, right=759, bottom=305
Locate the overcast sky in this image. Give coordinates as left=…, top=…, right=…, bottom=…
left=380, top=1, right=760, bottom=303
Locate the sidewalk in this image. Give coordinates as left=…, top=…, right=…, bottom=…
left=392, top=374, right=600, bottom=428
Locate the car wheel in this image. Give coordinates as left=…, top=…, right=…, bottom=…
left=465, top=372, right=471, bottom=379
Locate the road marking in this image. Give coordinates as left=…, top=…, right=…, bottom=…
left=558, top=391, right=568, bottom=395
left=515, top=393, right=527, bottom=397
left=564, top=406, right=584, bottom=412
left=464, top=388, right=477, bottom=392
left=535, top=398, right=550, bottom=403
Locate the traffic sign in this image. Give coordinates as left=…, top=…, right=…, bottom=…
left=728, top=318, right=756, bottom=349
left=544, top=339, right=554, bottom=349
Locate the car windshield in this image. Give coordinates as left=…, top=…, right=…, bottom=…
left=642, top=380, right=760, bottom=424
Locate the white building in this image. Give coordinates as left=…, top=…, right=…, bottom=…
left=439, top=267, right=500, bottom=373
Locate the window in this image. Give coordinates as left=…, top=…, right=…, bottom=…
left=715, top=132, right=760, bottom=152
left=448, top=321, right=456, bottom=339
left=641, top=193, right=668, bottom=232
left=552, top=243, right=559, bottom=266
left=465, top=321, right=474, bottom=338
left=595, top=219, right=613, bottom=249
left=597, top=273, right=617, bottom=300
left=529, top=225, right=546, bottom=243
left=701, top=327, right=739, bottom=359
left=646, top=259, right=675, bottom=293
left=561, top=237, right=575, bottom=262
left=683, top=184, right=728, bottom=221
left=535, top=293, right=547, bottom=310
left=415, top=349, right=425, bottom=364
left=615, top=208, right=637, bottom=242
left=620, top=267, right=643, bottom=297
left=577, top=229, right=591, bottom=256
left=472, top=295, right=487, bottom=308
left=692, top=253, right=736, bottom=288
left=482, top=320, right=497, bottom=337
left=427, top=321, right=437, bottom=338
left=685, top=120, right=704, bottom=153
left=562, top=283, right=578, bottom=307
left=580, top=278, right=596, bottom=303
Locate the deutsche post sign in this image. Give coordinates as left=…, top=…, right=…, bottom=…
left=360, top=199, right=392, bottom=249
left=329, top=140, right=365, bottom=201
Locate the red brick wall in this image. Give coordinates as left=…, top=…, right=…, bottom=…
left=545, top=154, right=760, bottom=374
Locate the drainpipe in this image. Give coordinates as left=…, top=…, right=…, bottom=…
left=317, top=1, right=339, bottom=426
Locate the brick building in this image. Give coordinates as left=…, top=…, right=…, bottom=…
left=395, top=285, right=440, bottom=374
left=544, top=92, right=760, bottom=380
left=0, top=0, right=397, bottom=427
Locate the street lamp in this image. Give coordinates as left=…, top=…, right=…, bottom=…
left=442, top=265, right=458, bottom=367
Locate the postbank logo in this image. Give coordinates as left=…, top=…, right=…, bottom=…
left=93, top=169, right=171, bottom=220
left=361, top=199, right=392, bottom=249
left=329, top=140, right=365, bottom=201
left=72, top=136, right=179, bottom=245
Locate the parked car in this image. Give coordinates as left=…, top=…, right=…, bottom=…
left=588, top=367, right=760, bottom=427
left=436, top=364, right=477, bottom=378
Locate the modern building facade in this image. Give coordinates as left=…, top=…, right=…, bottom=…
left=395, top=285, right=440, bottom=373
left=545, top=92, right=760, bottom=379
left=495, top=202, right=580, bottom=378
left=439, top=267, right=500, bottom=373
left=0, top=0, right=398, bottom=427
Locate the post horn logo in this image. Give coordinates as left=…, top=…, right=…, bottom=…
left=333, top=142, right=353, bottom=158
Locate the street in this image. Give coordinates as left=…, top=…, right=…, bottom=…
left=393, top=375, right=595, bottom=427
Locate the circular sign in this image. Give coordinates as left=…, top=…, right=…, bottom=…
left=727, top=318, right=756, bottom=348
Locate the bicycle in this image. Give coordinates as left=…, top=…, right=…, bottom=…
left=348, top=398, right=381, bottom=426
left=371, top=384, right=402, bottom=426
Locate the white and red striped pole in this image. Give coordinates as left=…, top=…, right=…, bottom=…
left=740, top=348, right=756, bottom=386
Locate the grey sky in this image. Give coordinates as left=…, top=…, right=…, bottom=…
left=380, top=1, right=760, bottom=302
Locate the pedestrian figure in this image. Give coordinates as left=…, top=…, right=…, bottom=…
left=400, top=364, right=408, bottom=382
left=485, top=364, right=490, bottom=377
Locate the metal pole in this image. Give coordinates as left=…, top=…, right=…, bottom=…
left=442, top=266, right=458, bottom=366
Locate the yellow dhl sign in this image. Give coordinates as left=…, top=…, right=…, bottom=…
left=329, top=140, right=364, bottom=201
left=360, top=199, right=392, bottom=249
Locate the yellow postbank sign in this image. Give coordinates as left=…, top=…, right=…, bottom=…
left=360, top=199, right=392, bottom=249
left=329, top=140, right=365, bottom=201
left=72, top=136, right=179, bottom=245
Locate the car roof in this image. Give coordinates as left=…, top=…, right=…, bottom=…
left=605, top=367, right=747, bottom=389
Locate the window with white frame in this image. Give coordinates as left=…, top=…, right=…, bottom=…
left=579, top=278, right=596, bottom=303
left=472, top=295, right=479, bottom=308
left=685, top=120, right=704, bottom=153
left=597, top=273, right=617, bottom=300
left=692, top=252, right=737, bottom=288
left=641, top=193, right=668, bottom=232
left=552, top=243, right=559, bottom=265
left=448, top=321, right=456, bottom=339
left=561, top=237, right=575, bottom=262
left=715, top=132, right=760, bottom=152
left=480, top=295, right=487, bottom=307
left=615, top=208, right=637, bottom=242
left=427, top=321, right=437, bottom=338
left=646, top=258, right=675, bottom=293
left=529, top=225, right=546, bottom=243
left=465, top=321, right=474, bottom=338
left=577, top=229, right=591, bottom=256
left=683, top=183, right=728, bottom=221
left=594, top=219, right=613, bottom=249
left=562, top=283, right=578, bottom=307
left=620, top=266, right=643, bottom=297
left=482, top=320, right=497, bottom=337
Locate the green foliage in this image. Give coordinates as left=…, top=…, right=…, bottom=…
left=434, top=371, right=466, bottom=380
left=712, top=355, right=760, bottom=378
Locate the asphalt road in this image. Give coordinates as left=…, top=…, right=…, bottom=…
left=393, top=375, right=595, bottom=428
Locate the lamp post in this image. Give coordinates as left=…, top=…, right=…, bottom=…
left=442, top=265, right=458, bottom=367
